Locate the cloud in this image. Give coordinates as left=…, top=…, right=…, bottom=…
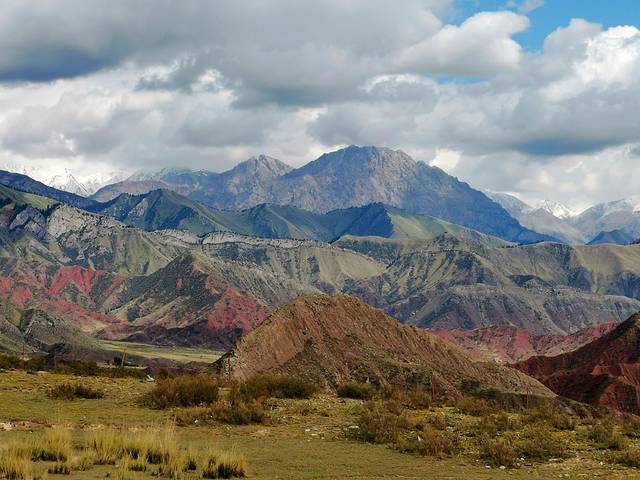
left=396, top=12, right=530, bottom=76
left=0, top=3, right=638, bottom=210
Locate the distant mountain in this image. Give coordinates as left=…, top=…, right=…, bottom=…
left=515, top=313, right=640, bottom=415
left=487, top=192, right=585, bottom=244
left=218, top=294, right=551, bottom=397
left=537, top=200, right=577, bottom=219
left=92, top=155, right=293, bottom=205
left=587, top=229, right=635, bottom=245
left=0, top=170, right=97, bottom=209
left=48, top=170, right=128, bottom=196
left=92, top=147, right=549, bottom=244
left=572, top=196, right=640, bottom=243
left=88, top=188, right=511, bottom=246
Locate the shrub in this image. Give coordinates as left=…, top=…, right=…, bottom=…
left=354, top=400, right=411, bottom=444
left=475, top=412, right=519, bottom=436
left=588, top=420, right=628, bottom=450
left=49, top=382, right=104, bottom=400
left=454, top=396, right=490, bottom=416
left=235, top=375, right=317, bottom=400
left=395, top=425, right=457, bottom=458
left=202, top=451, right=246, bottom=479
left=478, top=434, right=518, bottom=468
left=612, top=447, right=640, bottom=467
left=518, top=424, right=568, bottom=461
left=337, top=382, right=374, bottom=400
left=175, top=398, right=268, bottom=426
left=524, top=403, right=576, bottom=431
left=145, top=374, right=219, bottom=409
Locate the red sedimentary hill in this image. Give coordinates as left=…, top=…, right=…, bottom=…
left=433, top=323, right=617, bottom=364
left=223, top=294, right=552, bottom=397
left=514, top=313, right=640, bottom=414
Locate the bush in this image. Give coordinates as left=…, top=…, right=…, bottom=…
left=354, top=400, right=410, bottom=444
left=475, top=412, right=519, bottom=436
left=612, top=447, right=640, bottom=467
left=518, top=424, right=568, bottom=461
left=454, top=396, right=490, bottom=416
left=478, top=434, right=518, bottom=468
left=235, top=375, right=317, bottom=400
left=588, top=420, right=628, bottom=450
left=175, top=398, right=267, bottom=426
left=524, top=403, right=576, bottom=431
left=395, top=425, right=457, bottom=458
left=49, top=382, right=104, bottom=400
left=337, top=382, right=374, bottom=400
left=145, top=374, right=219, bottom=409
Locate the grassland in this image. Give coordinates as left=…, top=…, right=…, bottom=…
left=98, top=340, right=223, bottom=364
left=2, top=370, right=640, bottom=479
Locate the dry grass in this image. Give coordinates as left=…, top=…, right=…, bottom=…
left=32, top=427, right=72, bottom=462
left=0, top=443, right=38, bottom=480
left=202, top=450, right=247, bottom=479
left=588, top=420, right=628, bottom=450
left=395, top=426, right=457, bottom=458
left=478, top=434, right=519, bottom=468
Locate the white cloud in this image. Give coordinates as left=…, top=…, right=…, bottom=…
left=0, top=4, right=637, bottom=210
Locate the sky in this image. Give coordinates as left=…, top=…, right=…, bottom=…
left=0, top=1, right=639, bottom=211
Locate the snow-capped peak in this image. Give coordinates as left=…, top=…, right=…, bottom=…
left=535, top=200, right=578, bottom=219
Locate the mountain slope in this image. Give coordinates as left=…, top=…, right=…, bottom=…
left=587, top=229, right=635, bottom=245
left=514, top=313, right=640, bottom=414
left=349, top=237, right=640, bottom=334
left=89, top=188, right=511, bottom=246
left=221, top=294, right=552, bottom=397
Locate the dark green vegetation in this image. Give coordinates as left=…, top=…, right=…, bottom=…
left=49, top=382, right=105, bottom=400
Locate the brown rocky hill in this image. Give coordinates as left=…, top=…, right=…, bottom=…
left=223, top=294, right=551, bottom=397
left=433, top=323, right=617, bottom=364
left=514, top=313, right=640, bottom=414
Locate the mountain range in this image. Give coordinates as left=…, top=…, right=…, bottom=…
left=489, top=191, right=640, bottom=245
left=89, top=147, right=550, bottom=244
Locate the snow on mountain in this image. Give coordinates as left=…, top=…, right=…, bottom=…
left=48, top=169, right=130, bottom=196
left=535, top=200, right=578, bottom=219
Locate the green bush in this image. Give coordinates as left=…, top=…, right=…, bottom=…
left=49, top=382, right=104, bottom=400
left=145, top=374, right=219, bottom=409
left=478, top=434, right=518, bottom=468
left=353, top=400, right=410, bottom=444
left=588, top=420, right=628, bottom=450
left=518, top=424, right=568, bottom=461
left=235, top=375, right=317, bottom=400
left=337, top=383, right=375, bottom=400
left=395, top=426, right=457, bottom=458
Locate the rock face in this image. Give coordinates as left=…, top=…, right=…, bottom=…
left=224, top=294, right=552, bottom=397
left=514, top=313, right=640, bottom=415
left=433, top=323, right=617, bottom=364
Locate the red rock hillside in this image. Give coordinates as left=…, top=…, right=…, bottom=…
left=514, top=313, right=640, bottom=414
left=433, top=323, right=617, bottom=363
left=222, top=294, right=552, bottom=397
